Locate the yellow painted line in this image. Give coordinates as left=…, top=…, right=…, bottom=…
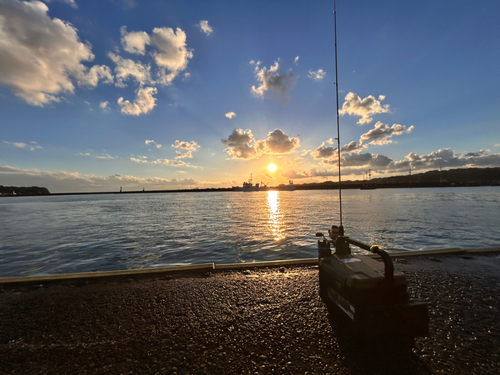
left=0, top=263, right=215, bottom=285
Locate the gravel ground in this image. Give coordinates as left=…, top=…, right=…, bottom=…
left=1, top=253, right=499, bottom=374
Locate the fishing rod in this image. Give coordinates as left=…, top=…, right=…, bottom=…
left=333, top=0, right=343, bottom=235
left=315, top=0, right=429, bottom=346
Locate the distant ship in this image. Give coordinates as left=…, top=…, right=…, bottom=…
left=233, top=174, right=263, bottom=191
left=283, top=180, right=296, bottom=191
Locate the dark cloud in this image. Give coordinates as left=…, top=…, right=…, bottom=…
left=222, top=128, right=299, bottom=160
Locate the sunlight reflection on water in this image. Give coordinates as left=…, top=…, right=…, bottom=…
left=1, top=186, right=499, bottom=277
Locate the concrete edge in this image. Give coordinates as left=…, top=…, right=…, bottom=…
left=0, top=263, right=215, bottom=285
left=378, top=247, right=464, bottom=258
left=464, top=246, right=500, bottom=253
left=1, top=246, right=499, bottom=285
left=214, top=258, right=318, bottom=270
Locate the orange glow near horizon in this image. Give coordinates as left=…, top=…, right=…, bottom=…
left=268, top=163, right=277, bottom=172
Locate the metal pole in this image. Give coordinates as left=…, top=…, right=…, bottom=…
left=334, top=0, right=343, bottom=229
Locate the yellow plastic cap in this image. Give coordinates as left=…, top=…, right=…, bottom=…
left=370, top=245, right=381, bottom=253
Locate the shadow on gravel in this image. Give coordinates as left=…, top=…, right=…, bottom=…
left=326, top=309, right=432, bottom=375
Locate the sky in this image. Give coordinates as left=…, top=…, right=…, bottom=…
left=1, top=0, right=499, bottom=193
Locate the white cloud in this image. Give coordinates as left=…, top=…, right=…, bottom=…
left=151, top=27, right=193, bottom=85
left=145, top=140, right=162, bottom=149
left=360, top=122, right=414, bottom=145
left=198, top=20, right=213, bottom=35
left=175, top=150, right=193, bottom=159
left=251, top=61, right=297, bottom=104
left=221, top=128, right=299, bottom=160
left=117, top=87, right=157, bottom=115
left=117, top=26, right=193, bottom=86
left=308, top=69, right=326, bottom=81
left=225, top=112, right=236, bottom=119
left=44, top=0, right=77, bottom=8
left=4, top=141, right=42, bottom=151
left=294, top=56, right=299, bottom=65
left=78, top=152, right=115, bottom=159
left=100, top=101, right=109, bottom=112
left=0, top=0, right=113, bottom=106
left=4, top=141, right=28, bottom=149
left=107, top=52, right=152, bottom=87
left=120, top=26, right=150, bottom=55
left=130, top=157, right=148, bottom=163
left=172, top=140, right=200, bottom=151
left=339, top=92, right=391, bottom=124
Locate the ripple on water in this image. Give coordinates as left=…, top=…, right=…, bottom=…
left=1, top=187, right=500, bottom=276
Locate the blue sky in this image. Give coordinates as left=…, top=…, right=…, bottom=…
left=1, top=0, right=499, bottom=193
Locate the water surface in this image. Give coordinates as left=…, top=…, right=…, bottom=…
left=1, top=187, right=499, bottom=277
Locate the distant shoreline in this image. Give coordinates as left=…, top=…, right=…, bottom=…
left=3, top=166, right=500, bottom=196
left=47, top=181, right=500, bottom=196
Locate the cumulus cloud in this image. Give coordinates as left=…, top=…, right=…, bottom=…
left=404, top=148, right=499, bottom=169
left=171, top=140, right=199, bottom=159
left=0, top=165, right=210, bottom=193
left=117, top=87, right=157, bottom=115
left=312, top=142, right=337, bottom=159
left=282, top=147, right=500, bottom=181
left=340, top=92, right=391, bottom=124
left=150, top=27, right=193, bottom=85
left=221, top=128, right=299, bottom=159
left=255, top=129, right=300, bottom=155
left=4, top=141, right=42, bottom=151
left=221, top=129, right=258, bottom=160
left=117, top=26, right=193, bottom=86
left=198, top=20, right=213, bottom=35
left=145, top=140, right=162, bottom=149
left=172, top=140, right=200, bottom=151
left=120, top=26, right=150, bottom=55
left=360, top=122, right=414, bottom=145
left=251, top=61, right=297, bottom=104
left=0, top=0, right=113, bottom=106
left=341, top=141, right=365, bottom=153
left=108, top=52, right=151, bottom=87
left=308, top=69, right=326, bottom=81
left=225, top=112, right=236, bottom=119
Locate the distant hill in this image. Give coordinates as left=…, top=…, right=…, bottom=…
left=0, top=186, right=50, bottom=196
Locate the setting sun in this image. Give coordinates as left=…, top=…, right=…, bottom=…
left=268, top=163, right=277, bottom=172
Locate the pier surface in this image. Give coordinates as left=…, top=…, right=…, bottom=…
left=1, top=253, right=499, bottom=374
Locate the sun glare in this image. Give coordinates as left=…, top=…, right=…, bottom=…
left=268, top=163, right=277, bottom=172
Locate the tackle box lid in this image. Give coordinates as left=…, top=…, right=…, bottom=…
left=321, top=254, right=406, bottom=289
